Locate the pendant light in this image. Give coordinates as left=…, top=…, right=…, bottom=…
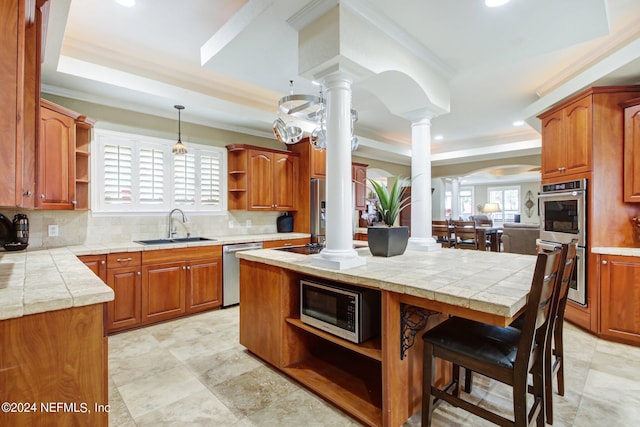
left=172, top=105, right=187, bottom=155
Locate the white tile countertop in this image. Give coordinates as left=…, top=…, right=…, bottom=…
left=591, top=247, right=640, bottom=257
left=0, top=233, right=309, bottom=321
left=238, top=247, right=538, bottom=319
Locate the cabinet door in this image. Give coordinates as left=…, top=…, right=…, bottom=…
left=239, top=260, right=282, bottom=366
left=273, top=153, right=297, bottom=211
left=353, top=163, right=367, bottom=210
left=186, top=258, right=222, bottom=314
left=142, top=262, right=186, bottom=323
left=600, top=255, right=640, bottom=345
left=106, top=266, right=142, bottom=332
left=38, top=106, right=75, bottom=209
left=564, top=96, right=592, bottom=175
left=79, top=255, right=107, bottom=283
left=541, top=110, right=564, bottom=178
left=247, top=150, right=274, bottom=210
left=310, top=147, right=326, bottom=178
left=624, top=103, right=640, bottom=202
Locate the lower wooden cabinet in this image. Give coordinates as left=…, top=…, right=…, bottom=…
left=105, top=253, right=142, bottom=333
left=599, top=254, right=640, bottom=345
left=142, top=261, right=186, bottom=323
left=262, top=237, right=310, bottom=249
left=186, top=257, right=223, bottom=314
left=78, top=254, right=107, bottom=283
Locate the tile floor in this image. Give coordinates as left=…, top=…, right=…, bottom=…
left=108, top=306, right=640, bottom=426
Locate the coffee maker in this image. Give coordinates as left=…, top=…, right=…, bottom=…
left=13, top=214, right=29, bottom=244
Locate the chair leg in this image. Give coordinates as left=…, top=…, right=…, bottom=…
left=544, top=342, right=554, bottom=425
left=422, top=342, right=435, bottom=427
left=531, top=366, right=545, bottom=427
left=555, top=326, right=565, bottom=396
left=464, top=368, right=473, bottom=393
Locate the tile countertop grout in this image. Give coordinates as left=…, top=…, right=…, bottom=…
left=0, top=232, right=309, bottom=321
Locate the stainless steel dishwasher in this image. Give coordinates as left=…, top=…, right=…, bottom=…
left=222, top=242, right=263, bottom=307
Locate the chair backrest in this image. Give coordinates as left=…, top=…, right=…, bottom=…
left=515, top=244, right=566, bottom=374
left=432, top=220, right=451, bottom=240
left=452, top=220, right=476, bottom=242
left=470, top=215, right=493, bottom=226
left=551, top=239, right=579, bottom=331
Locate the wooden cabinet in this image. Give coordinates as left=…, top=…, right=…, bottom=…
left=262, top=237, right=310, bottom=249
left=37, top=100, right=94, bottom=210
left=599, top=254, right=640, bottom=345
left=78, top=254, right=107, bottom=283
left=105, top=252, right=142, bottom=332
left=186, top=257, right=223, bottom=314
left=352, top=162, right=368, bottom=210
left=623, top=97, right=640, bottom=202
left=0, top=304, right=108, bottom=427
left=0, top=0, right=46, bottom=208
left=227, top=144, right=298, bottom=211
left=141, top=246, right=223, bottom=325
left=539, top=95, right=592, bottom=179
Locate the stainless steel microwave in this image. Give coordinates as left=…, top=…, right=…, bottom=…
left=300, top=279, right=380, bottom=344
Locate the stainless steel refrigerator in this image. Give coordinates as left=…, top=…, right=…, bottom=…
left=310, top=178, right=326, bottom=244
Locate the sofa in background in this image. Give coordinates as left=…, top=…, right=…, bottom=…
left=501, top=223, right=539, bottom=255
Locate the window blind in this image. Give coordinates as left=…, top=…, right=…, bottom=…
left=103, top=144, right=133, bottom=204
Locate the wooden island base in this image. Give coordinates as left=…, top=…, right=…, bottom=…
left=239, top=260, right=456, bottom=426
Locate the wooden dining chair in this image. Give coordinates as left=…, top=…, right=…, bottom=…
left=451, top=220, right=477, bottom=249
left=432, top=220, right=454, bottom=247
left=421, top=245, right=565, bottom=427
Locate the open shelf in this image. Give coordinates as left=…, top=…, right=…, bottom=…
left=282, top=346, right=382, bottom=427
left=286, top=317, right=382, bottom=361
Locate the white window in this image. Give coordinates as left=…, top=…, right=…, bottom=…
left=92, top=129, right=226, bottom=213
left=487, top=186, right=520, bottom=224
left=459, top=187, right=474, bottom=219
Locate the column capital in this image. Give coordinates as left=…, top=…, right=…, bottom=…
left=411, top=116, right=433, bottom=128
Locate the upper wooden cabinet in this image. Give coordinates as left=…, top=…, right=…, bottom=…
left=227, top=144, right=299, bottom=211
left=623, top=97, right=640, bottom=203
left=0, top=0, right=47, bottom=208
left=540, top=95, right=592, bottom=179
left=37, top=100, right=94, bottom=210
left=352, top=162, right=368, bottom=211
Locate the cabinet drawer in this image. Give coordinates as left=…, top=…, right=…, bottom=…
left=263, top=238, right=310, bottom=249
left=107, top=252, right=141, bottom=269
left=142, top=246, right=222, bottom=265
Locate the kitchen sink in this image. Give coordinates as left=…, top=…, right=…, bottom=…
left=135, top=237, right=215, bottom=245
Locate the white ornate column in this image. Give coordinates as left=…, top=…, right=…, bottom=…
left=407, top=117, right=441, bottom=251
left=312, top=73, right=366, bottom=270
left=451, top=178, right=460, bottom=220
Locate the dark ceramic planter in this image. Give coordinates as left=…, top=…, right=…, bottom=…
left=367, top=226, right=409, bottom=257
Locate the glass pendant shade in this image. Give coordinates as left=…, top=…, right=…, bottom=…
left=173, top=105, right=187, bottom=154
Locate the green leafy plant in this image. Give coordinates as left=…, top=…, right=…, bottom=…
left=368, top=176, right=411, bottom=226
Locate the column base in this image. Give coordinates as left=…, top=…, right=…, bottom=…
left=407, top=237, right=442, bottom=252
left=312, top=249, right=367, bottom=270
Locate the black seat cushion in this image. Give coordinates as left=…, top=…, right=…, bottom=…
left=423, top=317, right=521, bottom=369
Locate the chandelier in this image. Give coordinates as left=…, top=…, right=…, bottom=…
left=273, top=81, right=358, bottom=151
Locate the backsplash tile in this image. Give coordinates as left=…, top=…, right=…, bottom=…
left=0, top=210, right=282, bottom=248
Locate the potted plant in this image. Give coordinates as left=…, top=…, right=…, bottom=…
left=367, top=176, right=411, bottom=257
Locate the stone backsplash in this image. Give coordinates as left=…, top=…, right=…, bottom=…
left=0, top=209, right=282, bottom=248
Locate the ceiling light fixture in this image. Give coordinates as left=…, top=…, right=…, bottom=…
left=485, top=0, right=511, bottom=7
left=273, top=80, right=358, bottom=151
left=434, top=135, right=444, bottom=141
left=115, top=0, right=136, bottom=7
left=172, top=105, right=187, bottom=155
left=513, top=120, right=525, bottom=126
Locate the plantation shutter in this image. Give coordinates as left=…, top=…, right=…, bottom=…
left=103, top=144, right=133, bottom=204
left=200, top=151, right=221, bottom=206
left=139, top=147, right=164, bottom=204
left=174, top=153, right=196, bottom=204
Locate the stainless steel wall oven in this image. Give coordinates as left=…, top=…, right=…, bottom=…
left=539, top=179, right=587, bottom=305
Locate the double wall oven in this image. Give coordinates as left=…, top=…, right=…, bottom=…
left=538, top=179, right=587, bottom=306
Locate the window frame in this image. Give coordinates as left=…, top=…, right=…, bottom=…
left=92, top=129, right=227, bottom=214
left=487, top=185, right=520, bottom=224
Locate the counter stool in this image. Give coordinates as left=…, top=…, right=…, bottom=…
left=421, top=245, right=565, bottom=427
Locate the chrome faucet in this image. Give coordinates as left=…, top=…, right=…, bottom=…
left=168, top=208, right=188, bottom=238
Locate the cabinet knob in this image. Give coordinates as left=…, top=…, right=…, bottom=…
left=558, top=167, right=566, bottom=171
left=182, top=266, right=187, bottom=270
left=137, top=271, right=141, bottom=276
left=71, top=200, right=77, bottom=205
left=101, top=260, right=106, bottom=265
left=23, top=190, right=32, bottom=196
left=602, top=260, right=608, bottom=265
left=40, top=194, right=45, bottom=199
left=186, top=266, right=191, bottom=270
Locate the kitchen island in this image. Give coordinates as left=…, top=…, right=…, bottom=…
left=237, top=247, right=537, bottom=427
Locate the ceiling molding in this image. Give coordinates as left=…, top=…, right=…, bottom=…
left=286, top=0, right=337, bottom=30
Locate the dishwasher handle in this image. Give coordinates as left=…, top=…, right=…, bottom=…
left=223, top=243, right=264, bottom=253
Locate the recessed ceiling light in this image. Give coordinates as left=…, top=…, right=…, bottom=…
left=434, top=135, right=444, bottom=141
left=513, top=120, right=525, bottom=126
left=115, top=0, right=135, bottom=7
left=485, top=0, right=511, bottom=7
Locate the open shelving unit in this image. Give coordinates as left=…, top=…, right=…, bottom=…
left=74, top=115, right=95, bottom=210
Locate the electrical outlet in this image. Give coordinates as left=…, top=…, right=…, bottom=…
left=246, top=220, right=252, bottom=227
left=48, top=224, right=59, bottom=237
left=228, top=221, right=234, bottom=229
